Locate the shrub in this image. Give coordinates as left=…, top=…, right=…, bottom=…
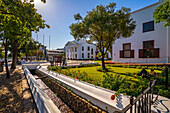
left=159, top=89, right=170, bottom=98
left=136, top=65, right=142, bottom=69
left=97, top=67, right=109, bottom=72
left=48, top=66, right=61, bottom=71
left=102, top=74, right=126, bottom=91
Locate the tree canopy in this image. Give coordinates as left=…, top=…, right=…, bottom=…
left=70, top=3, right=136, bottom=69
left=153, top=0, right=170, bottom=27
left=0, top=0, right=49, bottom=77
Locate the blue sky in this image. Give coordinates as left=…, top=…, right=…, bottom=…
left=32, top=0, right=159, bottom=49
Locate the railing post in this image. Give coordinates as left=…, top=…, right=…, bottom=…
left=149, top=81, right=153, bottom=104
left=130, top=95, right=133, bottom=113
left=149, top=94, right=151, bottom=113
left=165, top=66, right=168, bottom=90
left=142, top=87, right=144, bottom=112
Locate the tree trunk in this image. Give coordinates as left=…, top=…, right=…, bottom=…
left=11, top=40, right=18, bottom=69
left=4, top=38, right=10, bottom=78
left=26, top=53, right=28, bottom=61
left=101, top=53, right=105, bottom=70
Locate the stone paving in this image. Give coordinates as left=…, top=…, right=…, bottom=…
left=0, top=68, right=38, bottom=113
left=151, top=95, right=170, bottom=113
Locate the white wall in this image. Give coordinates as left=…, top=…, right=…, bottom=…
left=112, top=2, right=169, bottom=63
left=65, top=40, right=96, bottom=59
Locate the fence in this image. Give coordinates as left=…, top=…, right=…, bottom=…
left=114, top=80, right=158, bottom=113
left=23, top=66, right=61, bottom=113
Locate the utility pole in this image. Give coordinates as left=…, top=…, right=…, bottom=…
left=49, top=35, right=50, bottom=50
left=43, top=34, right=45, bottom=45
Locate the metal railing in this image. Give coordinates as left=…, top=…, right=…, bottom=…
left=114, top=80, right=157, bottom=113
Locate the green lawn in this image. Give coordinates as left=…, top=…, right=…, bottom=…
left=52, top=66, right=169, bottom=98
left=62, top=66, right=161, bottom=82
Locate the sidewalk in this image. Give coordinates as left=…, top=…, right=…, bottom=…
left=151, top=95, right=170, bottom=113
left=0, top=69, right=38, bottom=113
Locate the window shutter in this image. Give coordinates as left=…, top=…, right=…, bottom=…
left=120, top=50, right=124, bottom=58
left=154, top=48, right=159, bottom=58
left=130, top=50, right=134, bottom=58
left=139, top=49, right=144, bottom=58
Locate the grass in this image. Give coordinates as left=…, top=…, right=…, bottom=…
left=51, top=65, right=169, bottom=98
left=62, top=66, right=162, bottom=82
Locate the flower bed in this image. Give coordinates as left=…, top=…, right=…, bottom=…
left=48, top=66, right=170, bottom=99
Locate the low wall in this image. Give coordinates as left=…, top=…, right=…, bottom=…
left=23, top=66, right=61, bottom=113
left=36, top=69, right=107, bottom=113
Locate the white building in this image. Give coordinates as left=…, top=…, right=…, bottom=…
left=65, top=39, right=96, bottom=59
left=47, top=49, right=64, bottom=61
left=112, top=1, right=170, bottom=63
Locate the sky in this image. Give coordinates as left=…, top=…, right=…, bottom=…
left=32, top=0, right=159, bottom=50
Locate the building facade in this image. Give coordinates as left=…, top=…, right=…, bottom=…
left=65, top=39, right=96, bottom=59
left=47, top=49, right=64, bottom=61
left=112, top=1, right=170, bottom=63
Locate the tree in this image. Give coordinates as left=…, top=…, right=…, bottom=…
left=70, top=3, right=136, bottom=70
left=19, top=38, right=45, bottom=60
left=0, top=0, right=49, bottom=78
left=0, top=42, right=4, bottom=58
left=153, top=0, right=170, bottom=27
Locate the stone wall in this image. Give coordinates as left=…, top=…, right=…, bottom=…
left=36, top=70, right=107, bottom=113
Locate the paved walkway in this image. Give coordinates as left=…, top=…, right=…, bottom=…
left=151, top=95, right=170, bottom=113
left=21, top=70, right=38, bottom=113
left=0, top=68, right=38, bottom=113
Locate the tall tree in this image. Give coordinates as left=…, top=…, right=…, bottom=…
left=0, top=0, right=49, bottom=78
left=70, top=3, right=136, bottom=70
left=19, top=38, right=43, bottom=60
left=153, top=0, right=170, bottom=27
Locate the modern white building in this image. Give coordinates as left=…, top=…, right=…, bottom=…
left=112, top=1, right=170, bottom=63
left=65, top=39, right=96, bottom=59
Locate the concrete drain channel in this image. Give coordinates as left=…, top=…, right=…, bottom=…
left=27, top=68, right=107, bottom=113
left=27, top=69, right=73, bottom=113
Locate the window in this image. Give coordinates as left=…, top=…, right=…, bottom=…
left=139, top=40, right=159, bottom=58
left=82, top=46, right=84, bottom=51
left=120, top=43, right=134, bottom=58
left=75, top=48, right=77, bottom=52
left=88, top=46, right=90, bottom=51
left=91, top=48, right=93, bottom=55
left=123, top=43, right=131, bottom=58
left=88, top=53, right=90, bottom=58
left=143, top=21, right=154, bottom=32
left=143, top=40, right=154, bottom=58
left=82, top=53, right=84, bottom=58
left=75, top=54, right=77, bottom=59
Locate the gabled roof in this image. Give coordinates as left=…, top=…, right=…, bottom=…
left=65, top=41, right=78, bottom=47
